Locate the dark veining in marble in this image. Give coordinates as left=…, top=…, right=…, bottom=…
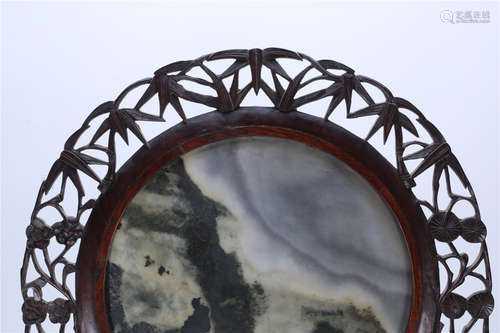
left=302, top=305, right=385, bottom=333
left=312, top=322, right=341, bottom=333
left=106, top=263, right=160, bottom=333
left=107, top=159, right=267, bottom=332
left=107, top=262, right=212, bottom=333
left=180, top=298, right=211, bottom=333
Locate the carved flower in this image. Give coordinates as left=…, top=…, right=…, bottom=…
left=26, top=218, right=54, bottom=249
left=460, top=217, right=487, bottom=243
left=429, top=212, right=461, bottom=242
left=22, top=298, right=48, bottom=325
left=52, top=217, right=83, bottom=246
left=467, top=292, right=494, bottom=319
left=48, top=298, right=73, bottom=324
left=441, top=293, right=467, bottom=319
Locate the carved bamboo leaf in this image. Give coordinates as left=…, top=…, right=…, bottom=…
left=249, top=48, right=263, bottom=93
left=90, top=107, right=164, bottom=146
left=278, top=66, right=313, bottom=111
left=200, top=64, right=234, bottom=112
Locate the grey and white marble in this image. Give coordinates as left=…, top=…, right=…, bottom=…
left=106, top=137, right=413, bottom=333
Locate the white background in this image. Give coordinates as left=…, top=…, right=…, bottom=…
left=1, top=1, right=498, bottom=332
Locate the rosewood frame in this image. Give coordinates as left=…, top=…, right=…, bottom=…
left=21, top=48, right=494, bottom=333
left=77, top=107, right=439, bottom=332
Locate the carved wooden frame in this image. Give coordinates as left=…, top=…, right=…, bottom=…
left=21, top=48, right=494, bottom=332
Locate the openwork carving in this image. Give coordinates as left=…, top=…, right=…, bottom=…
left=21, top=48, right=493, bottom=332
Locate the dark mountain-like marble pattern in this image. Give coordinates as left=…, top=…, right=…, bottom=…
left=106, top=137, right=412, bottom=333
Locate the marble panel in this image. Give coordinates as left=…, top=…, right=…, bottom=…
left=106, top=137, right=412, bottom=333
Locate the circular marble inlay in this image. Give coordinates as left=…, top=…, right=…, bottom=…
left=106, top=136, right=413, bottom=333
